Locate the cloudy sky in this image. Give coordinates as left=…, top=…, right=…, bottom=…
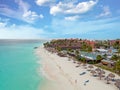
left=0, top=0, right=120, bottom=39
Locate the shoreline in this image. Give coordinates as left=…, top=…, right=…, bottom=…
left=36, top=46, right=119, bottom=90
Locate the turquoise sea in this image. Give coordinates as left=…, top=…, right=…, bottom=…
left=0, top=40, right=45, bottom=90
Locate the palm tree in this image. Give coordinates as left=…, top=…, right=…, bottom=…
left=103, top=53, right=107, bottom=59
left=81, top=57, right=86, bottom=63
left=111, top=55, right=118, bottom=61
left=113, top=40, right=120, bottom=49
left=117, top=48, right=120, bottom=56
left=96, top=55, right=102, bottom=63
left=75, top=50, right=79, bottom=56
left=87, top=46, right=92, bottom=52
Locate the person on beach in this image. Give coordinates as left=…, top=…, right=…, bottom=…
left=75, top=79, right=77, bottom=84
left=84, top=83, right=86, bottom=86
left=84, top=80, right=89, bottom=86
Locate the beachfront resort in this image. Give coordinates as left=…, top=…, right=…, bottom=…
left=42, top=38, right=120, bottom=90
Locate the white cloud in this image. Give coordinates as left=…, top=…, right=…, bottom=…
left=65, top=15, right=80, bottom=21
left=97, top=6, right=111, bottom=18
left=40, top=14, right=44, bottom=18
left=35, top=0, right=56, bottom=6
left=15, top=0, right=30, bottom=13
left=23, top=10, right=44, bottom=23
left=51, top=17, right=120, bottom=35
left=36, top=0, right=50, bottom=6
left=0, top=24, right=46, bottom=39
left=0, top=18, right=46, bottom=39
left=0, top=18, right=9, bottom=27
left=0, top=22, right=7, bottom=27
left=16, top=0, right=44, bottom=23
left=50, top=0, right=98, bottom=16
left=0, top=0, right=43, bottom=23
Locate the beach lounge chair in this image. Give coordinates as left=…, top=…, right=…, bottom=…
left=84, top=80, right=89, bottom=86
left=85, top=80, right=89, bottom=83
left=80, top=72, right=86, bottom=75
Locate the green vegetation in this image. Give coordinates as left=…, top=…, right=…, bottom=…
left=95, top=64, right=114, bottom=73
left=113, top=40, right=120, bottom=49
left=111, top=55, right=119, bottom=61
left=96, top=55, right=102, bottom=62
left=80, top=57, right=86, bottom=63
left=55, top=46, right=62, bottom=51
left=115, top=60, right=120, bottom=74
left=81, top=42, right=92, bottom=52
left=44, top=38, right=120, bottom=75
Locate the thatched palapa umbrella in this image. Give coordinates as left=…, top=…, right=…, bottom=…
left=88, top=65, right=94, bottom=71
left=105, top=76, right=111, bottom=84
left=90, top=70, right=96, bottom=76
left=105, top=73, right=115, bottom=84
left=101, top=70, right=105, bottom=74
left=82, top=63, right=87, bottom=69
left=95, top=68, right=105, bottom=80
left=108, top=73, right=115, bottom=80
left=115, top=79, right=120, bottom=90
left=95, top=68, right=101, bottom=74
left=77, top=62, right=82, bottom=67
left=98, top=71, right=105, bottom=80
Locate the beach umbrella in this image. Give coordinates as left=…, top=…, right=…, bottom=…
left=101, top=70, right=105, bottom=77
left=115, top=79, right=120, bottom=90
left=88, top=65, right=94, bottom=71
left=95, top=68, right=101, bottom=73
left=90, top=70, right=96, bottom=76
left=82, top=63, right=87, bottom=67
left=97, top=73, right=102, bottom=80
left=73, top=61, right=76, bottom=63
left=108, top=73, right=115, bottom=80
left=77, top=62, right=81, bottom=65
left=116, top=79, right=120, bottom=83
left=101, top=70, right=105, bottom=74
left=82, top=63, right=87, bottom=66
left=77, top=62, right=82, bottom=66
left=97, top=69, right=105, bottom=80
left=105, top=76, right=111, bottom=84
left=82, top=63, right=87, bottom=69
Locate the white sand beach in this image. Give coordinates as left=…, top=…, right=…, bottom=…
left=36, top=46, right=120, bottom=90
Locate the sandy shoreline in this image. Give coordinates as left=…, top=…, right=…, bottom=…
left=36, top=46, right=119, bottom=90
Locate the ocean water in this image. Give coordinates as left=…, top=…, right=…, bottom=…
left=0, top=40, right=45, bottom=90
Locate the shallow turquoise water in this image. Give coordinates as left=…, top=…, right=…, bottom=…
left=0, top=40, right=44, bottom=90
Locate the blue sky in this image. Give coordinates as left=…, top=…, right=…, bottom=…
left=0, top=0, right=120, bottom=39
